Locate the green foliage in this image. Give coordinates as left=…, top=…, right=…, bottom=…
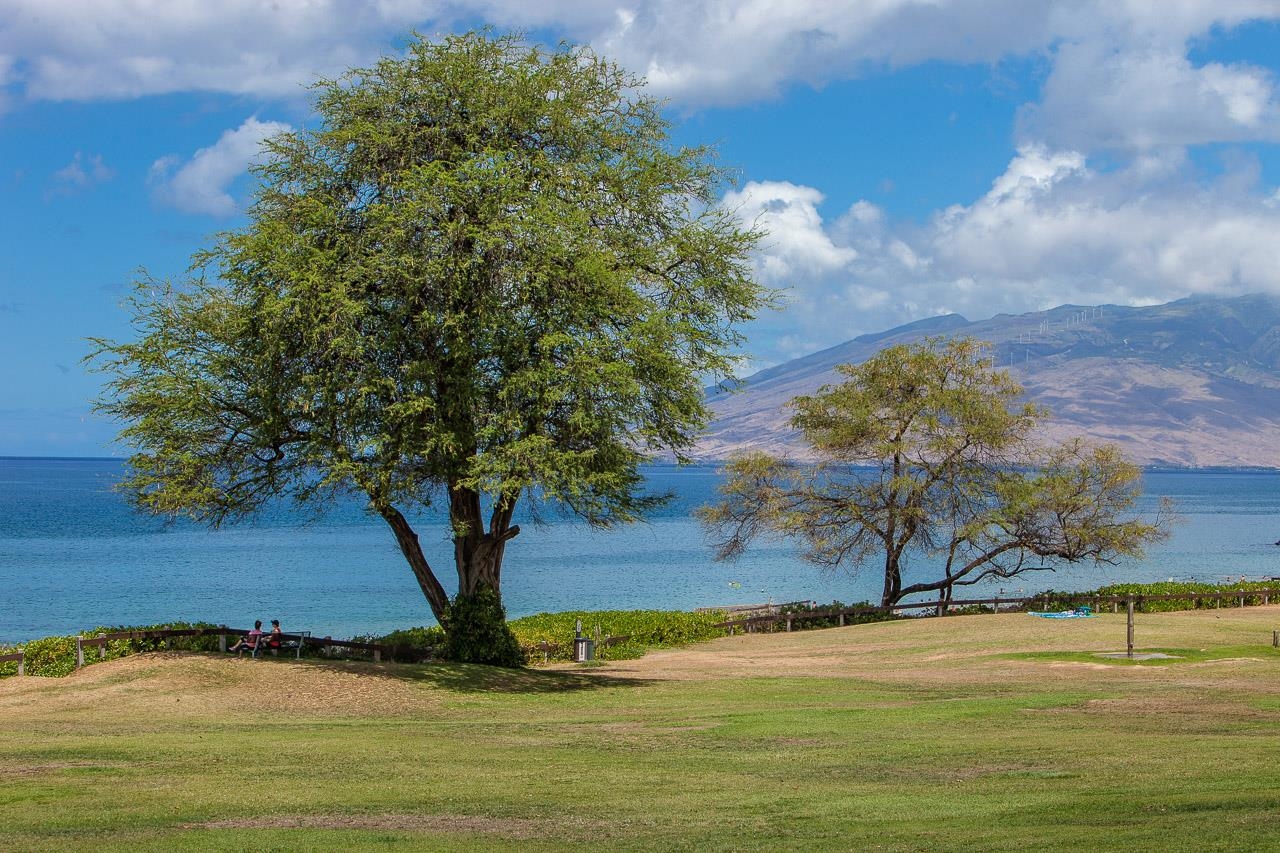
left=370, top=626, right=446, bottom=663
left=3, top=622, right=236, bottom=679
left=19, top=635, right=79, bottom=677
left=444, top=586, right=525, bottom=667
left=777, top=600, right=896, bottom=630
left=1084, top=581, right=1278, bottom=612
left=510, top=609, right=730, bottom=662
left=703, top=337, right=1170, bottom=607
left=89, top=30, right=768, bottom=654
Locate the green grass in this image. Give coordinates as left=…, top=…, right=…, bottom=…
left=1008, top=644, right=1280, bottom=666
left=5, top=611, right=1280, bottom=850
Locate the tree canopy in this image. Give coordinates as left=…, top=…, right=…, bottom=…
left=91, top=31, right=768, bottom=664
left=700, top=337, right=1169, bottom=607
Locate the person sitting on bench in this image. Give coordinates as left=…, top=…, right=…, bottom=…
left=266, top=619, right=283, bottom=655
left=229, top=620, right=263, bottom=655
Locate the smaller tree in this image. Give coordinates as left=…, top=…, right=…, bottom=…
left=700, top=337, right=1170, bottom=608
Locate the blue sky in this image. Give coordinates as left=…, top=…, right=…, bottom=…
left=2, top=1, right=1280, bottom=456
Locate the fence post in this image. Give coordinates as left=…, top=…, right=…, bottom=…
left=76, top=637, right=84, bottom=669
left=785, top=615, right=792, bottom=632
left=1127, top=598, right=1135, bottom=659
left=98, top=634, right=107, bottom=660
left=373, top=648, right=381, bottom=663
left=1273, top=630, right=1278, bottom=648
left=16, top=653, right=22, bottom=677
left=218, top=628, right=227, bottom=653
left=838, top=613, right=845, bottom=627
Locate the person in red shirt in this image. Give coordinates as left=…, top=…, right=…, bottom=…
left=266, top=619, right=283, bottom=654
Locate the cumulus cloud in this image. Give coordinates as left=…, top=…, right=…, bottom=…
left=149, top=117, right=290, bottom=216
left=721, top=181, right=858, bottom=284
left=729, top=146, right=1280, bottom=366
left=1, top=1, right=1274, bottom=118
left=1020, top=40, right=1280, bottom=150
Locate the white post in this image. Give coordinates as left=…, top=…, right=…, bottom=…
left=1127, top=598, right=1135, bottom=659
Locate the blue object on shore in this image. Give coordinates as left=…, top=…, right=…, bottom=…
left=1029, top=607, right=1095, bottom=619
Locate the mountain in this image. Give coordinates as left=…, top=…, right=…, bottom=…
left=698, top=294, right=1280, bottom=468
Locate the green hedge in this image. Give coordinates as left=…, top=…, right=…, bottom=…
left=510, top=609, right=730, bottom=662
left=1, top=622, right=224, bottom=678
left=1086, top=581, right=1278, bottom=612
left=357, top=626, right=447, bottom=663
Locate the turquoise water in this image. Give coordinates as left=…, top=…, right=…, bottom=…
left=2, top=458, right=1279, bottom=642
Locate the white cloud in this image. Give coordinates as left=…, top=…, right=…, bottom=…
left=149, top=117, right=290, bottom=217
left=722, top=181, right=858, bottom=285
left=45, top=151, right=114, bottom=199
left=734, top=147, right=1280, bottom=367
left=1020, top=40, right=1280, bottom=151
left=1, top=2, right=1274, bottom=118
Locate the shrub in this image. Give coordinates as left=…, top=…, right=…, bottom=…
left=444, top=585, right=525, bottom=667
left=1089, top=581, right=1276, bottom=612
left=2, top=621, right=233, bottom=679
left=375, top=626, right=446, bottom=663
left=20, top=635, right=80, bottom=677
left=778, top=600, right=895, bottom=629
left=511, top=609, right=730, bottom=662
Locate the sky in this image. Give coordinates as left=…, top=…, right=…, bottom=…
left=2, top=1, right=1280, bottom=456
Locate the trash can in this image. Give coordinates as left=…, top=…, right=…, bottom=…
left=573, top=637, right=595, bottom=662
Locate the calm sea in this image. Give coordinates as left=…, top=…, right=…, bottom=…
left=2, top=458, right=1278, bottom=642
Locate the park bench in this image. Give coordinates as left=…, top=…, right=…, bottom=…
left=248, top=631, right=310, bottom=659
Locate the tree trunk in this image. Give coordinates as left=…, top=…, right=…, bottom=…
left=376, top=488, right=525, bottom=666
left=881, top=553, right=902, bottom=608
left=377, top=504, right=451, bottom=622
left=935, top=584, right=953, bottom=617
left=443, top=485, right=524, bottom=666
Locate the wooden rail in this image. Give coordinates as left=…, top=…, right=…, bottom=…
left=0, top=651, right=23, bottom=676
left=716, top=588, right=1280, bottom=634
left=72, top=626, right=392, bottom=669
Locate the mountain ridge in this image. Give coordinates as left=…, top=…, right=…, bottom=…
left=698, top=294, right=1280, bottom=468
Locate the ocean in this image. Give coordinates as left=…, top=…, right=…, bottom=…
left=2, top=458, right=1278, bottom=642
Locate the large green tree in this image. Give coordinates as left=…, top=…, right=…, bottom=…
left=701, top=338, right=1169, bottom=608
left=92, top=31, right=766, bottom=665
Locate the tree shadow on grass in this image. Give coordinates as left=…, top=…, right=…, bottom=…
left=289, top=657, right=657, bottom=694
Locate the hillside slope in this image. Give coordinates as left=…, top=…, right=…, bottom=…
left=699, top=294, right=1280, bottom=467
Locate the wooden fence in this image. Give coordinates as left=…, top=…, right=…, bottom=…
left=716, top=588, right=1280, bottom=634
left=7, top=588, right=1277, bottom=676
left=0, top=651, right=23, bottom=676
left=70, top=626, right=393, bottom=669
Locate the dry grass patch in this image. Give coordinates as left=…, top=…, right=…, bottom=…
left=0, top=652, right=443, bottom=722
left=594, top=606, right=1280, bottom=692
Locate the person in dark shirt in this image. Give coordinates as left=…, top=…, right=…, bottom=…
left=266, top=619, right=283, bottom=654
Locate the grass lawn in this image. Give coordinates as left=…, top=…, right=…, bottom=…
left=4, top=607, right=1280, bottom=850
